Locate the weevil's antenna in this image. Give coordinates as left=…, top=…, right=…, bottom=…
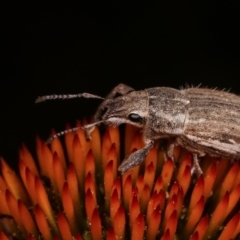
left=46, top=126, right=82, bottom=144
left=36, top=93, right=104, bottom=103
left=45, top=120, right=106, bottom=144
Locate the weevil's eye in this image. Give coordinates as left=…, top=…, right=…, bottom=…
left=128, top=113, right=143, bottom=123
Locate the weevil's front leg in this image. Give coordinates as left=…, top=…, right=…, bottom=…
left=176, top=137, right=204, bottom=177
left=94, top=84, right=134, bottom=121
left=118, top=139, right=154, bottom=174
left=105, top=83, right=134, bottom=100
left=83, top=122, right=97, bottom=141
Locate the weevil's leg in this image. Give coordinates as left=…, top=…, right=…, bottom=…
left=94, top=84, right=135, bottom=121
left=105, top=83, right=135, bottom=100
left=84, top=126, right=94, bottom=141
left=82, top=120, right=106, bottom=141
left=83, top=124, right=96, bottom=141
left=192, top=153, right=203, bottom=177
left=118, top=140, right=154, bottom=174
left=167, top=142, right=175, bottom=161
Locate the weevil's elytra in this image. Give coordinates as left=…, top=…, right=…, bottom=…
left=36, top=83, right=240, bottom=176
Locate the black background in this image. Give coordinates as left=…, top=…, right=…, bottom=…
left=1, top=1, right=240, bottom=169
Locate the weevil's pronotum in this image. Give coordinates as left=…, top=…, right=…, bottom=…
left=36, top=83, right=240, bottom=176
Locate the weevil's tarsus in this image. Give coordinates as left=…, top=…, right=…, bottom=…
left=167, top=142, right=175, bottom=161
left=36, top=93, right=104, bottom=103
left=83, top=120, right=106, bottom=141
left=85, top=128, right=93, bottom=141
left=84, top=125, right=95, bottom=141
left=192, top=153, right=203, bottom=177
left=118, top=140, right=154, bottom=174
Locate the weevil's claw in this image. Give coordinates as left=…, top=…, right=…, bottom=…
left=82, top=120, right=106, bottom=141
left=192, top=153, right=203, bottom=178
left=83, top=125, right=95, bottom=141
left=118, top=140, right=154, bottom=174
left=85, top=131, right=91, bottom=141
left=167, top=142, right=175, bottom=162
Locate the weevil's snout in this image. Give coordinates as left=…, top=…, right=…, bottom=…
left=94, top=98, right=125, bottom=121
left=84, top=91, right=148, bottom=141
left=96, top=91, right=149, bottom=127
left=98, top=98, right=127, bottom=121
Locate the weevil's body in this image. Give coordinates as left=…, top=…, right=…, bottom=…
left=37, top=83, right=240, bottom=175
left=143, top=87, right=240, bottom=159
left=93, top=84, right=240, bottom=174
left=178, top=88, right=240, bottom=159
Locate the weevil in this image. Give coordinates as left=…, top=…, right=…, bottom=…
left=36, top=83, right=240, bottom=176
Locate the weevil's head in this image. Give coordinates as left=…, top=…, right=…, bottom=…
left=95, top=90, right=149, bottom=128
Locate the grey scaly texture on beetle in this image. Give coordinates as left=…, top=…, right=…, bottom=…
left=36, top=83, right=240, bottom=176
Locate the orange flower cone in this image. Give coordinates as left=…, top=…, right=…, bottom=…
left=0, top=123, right=240, bottom=239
